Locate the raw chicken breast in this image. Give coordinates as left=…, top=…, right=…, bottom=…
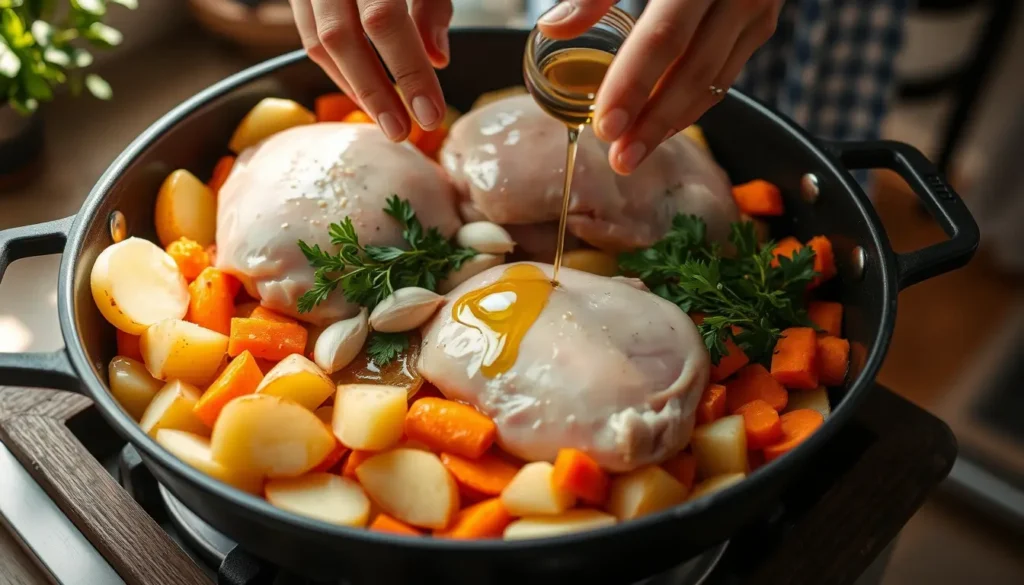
left=441, top=94, right=739, bottom=253
left=418, top=262, right=709, bottom=472
left=216, top=123, right=462, bottom=325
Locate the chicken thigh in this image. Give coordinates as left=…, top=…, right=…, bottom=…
left=216, top=123, right=462, bottom=325
left=441, top=94, right=739, bottom=254
left=418, top=262, right=709, bottom=472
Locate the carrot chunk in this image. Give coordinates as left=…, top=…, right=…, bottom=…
left=311, top=441, right=349, bottom=473
left=435, top=498, right=512, bottom=539
left=341, top=450, right=374, bottom=479
left=807, top=301, right=843, bottom=337
left=661, top=452, right=697, bottom=490
left=816, top=336, right=850, bottom=387
left=416, top=127, right=449, bottom=159
left=315, top=93, right=359, bottom=122
left=807, top=236, right=837, bottom=288
left=770, top=237, right=803, bottom=267
left=207, top=155, right=236, bottom=196
left=403, top=398, right=496, bottom=459
left=441, top=452, right=520, bottom=497
left=249, top=306, right=297, bottom=325
left=193, top=350, right=264, bottom=427
left=186, top=267, right=238, bottom=336
left=696, top=384, right=727, bottom=424
left=763, top=409, right=824, bottom=462
left=342, top=110, right=374, bottom=124
left=116, top=330, right=144, bottom=361
left=726, top=364, right=788, bottom=413
left=370, top=513, right=422, bottom=536
left=710, top=337, right=749, bottom=382
left=771, top=327, right=819, bottom=390
left=165, top=237, right=211, bottom=282
left=732, top=179, right=784, bottom=216
left=552, top=448, right=609, bottom=505
left=227, top=317, right=308, bottom=361
left=735, top=399, right=783, bottom=450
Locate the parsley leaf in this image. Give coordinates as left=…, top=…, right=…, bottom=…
left=365, top=332, right=410, bottom=367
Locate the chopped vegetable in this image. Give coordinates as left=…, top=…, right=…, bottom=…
left=770, top=327, right=819, bottom=390
left=691, top=415, right=748, bottom=477
left=333, top=384, right=407, bottom=450
left=441, top=452, right=520, bottom=497
left=807, top=301, right=843, bottom=337
left=607, top=465, right=688, bottom=520
left=186, top=267, right=238, bottom=336
left=735, top=399, right=783, bottom=450
left=551, top=448, right=609, bottom=505
left=155, top=169, right=217, bottom=248
left=342, top=110, right=374, bottom=124
left=139, top=380, right=208, bottom=438
left=770, top=237, right=803, bottom=267
left=731, top=180, right=783, bottom=217
left=763, top=409, right=824, bottom=462
left=341, top=450, right=374, bottom=479
left=311, top=441, right=349, bottom=473
left=435, top=498, right=513, bottom=539
left=660, top=452, right=697, bottom=490
left=696, top=384, right=727, bottom=425
left=227, top=317, right=308, bottom=361
left=785, top=387, right=831, bottom=418
left=193, top=350, right=264, bottom=427
left=315, top=93, right=359, bottom=122
left=207, top=156, right=236, bottom=195
left=806, top=236, right=837, bottom=288
left=356, top=448, right=460, bottom=530
left=165, top=237, right=211, bottom=282
left=116, top=330, right=144, bottom=362
left=257, top=354, right=336, bottom=411
left=249, top=306, right=297, bottom=324
left=816, top=336, right=850, bottom=387
left=503, top=510, right=616, bottom=540
left=109, top=356, right=163, bottom=421
left=265, top=473, right=370, bottom=527
left=725, top=364, right=788, bottom=413
left=370, top=514, right=422, bottom=536
left=403, top=397, right=496, bottom=459
left=229, top=98, right=316, bottom=154
left=140, top=319, right=229, bottom=387
left=710, top=335, right=749, bottom=382
left=501, top=462, right=575, bottom=516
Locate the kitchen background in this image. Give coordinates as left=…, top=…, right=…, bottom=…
left=1, top=0, right=1022, bottom=583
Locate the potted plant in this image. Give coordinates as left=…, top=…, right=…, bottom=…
left=0, top=0, right=136, bottom=183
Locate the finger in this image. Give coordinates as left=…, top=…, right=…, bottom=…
left=411, top=0, right=453, bottom=69
left=593, top=0, right=713, bottom=142
left=289, top=0, right=359, bottom=106
left=357, top=0, right=446, bottom=130
left=536, top=0, right=619, bottom=40
left=312, top=0, right=410, bottom=141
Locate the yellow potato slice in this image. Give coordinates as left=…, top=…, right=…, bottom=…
left=139, top=380, right=208, bottom=437
left=607, top=465, right=688, bottom=521
left=501, top=462, right=575, bottom=516
left=229, top=97, right=316, bottom=154
left=256, top=354, right=334, bottom=411
left=266, top=473, right=371, bottom=527
left=140, top=319, right=228, bottom=387
left=154, top=170, right=217, bottom=247
left=108, top=356, right=164, bottom=420
left=155, top=429, right=262, bottom=493
left=356, top=448, right=459, bottom=530
left=332, top=384, right=407, bottom=451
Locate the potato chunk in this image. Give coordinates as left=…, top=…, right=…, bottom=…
left=504, top=509, right=616, bottom=540
left=154, top=170, right=217, bottom=247
left=140, top=319, right=228, bottom=387
left=356, top=448, right=458, bottom=530
left=606, top=465, right=688, bottom=521
left=108, top=356, right=163, bottom=420
left=139, top=380, right=208, bottom=437
left=501, top=462, right=575, bottom=516
left=155, top=429, right=262, bottom=493
left=256, top=354, right=334, bottom=411
left=691, top=414, right=748, bottom=478
left=265, top=473, right=370, bottom=527
left=332, top=384, right=407, bottom=451
left=229, top=98, right=316, bottom=153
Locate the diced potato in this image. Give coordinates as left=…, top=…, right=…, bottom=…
left=255, top=354, right=334, bottom=411
left=314, top=405, right=333, bottom=424
left=154, top=170, right=217, bottom=247
left=786, top=387, right=831, bottom=418
left=265, top=473, right=370, bottom=527
left=503, top=509, right=617, bottom=540
left=140, top=319, right=229, bottom=387
left=471, top=86, right=527, bottom=111
left=332, top=384, right=407, bottom=451
left=228, top=97, right=316, bottom=153
left=210, top=394, right=336, bottom=478
left=560, top=249, right=619, bottom=277
left=689, top=473, right=746, bottom=501
left=691, top=414, right=748, bottom=478
left=606, top=465, right=688, bottom=521
left=90, top=237, right=189, bottom=335
left=355, top=448, right=458, bottom=530
left=500, top=462, right=575, bottom=516
left=108, top=356, right=164, bottom=420
left=680, top=125, right=709, bottom=152
left=155, top=429, right=262, bottom=493
left=139, top=380, right=208, bottom=437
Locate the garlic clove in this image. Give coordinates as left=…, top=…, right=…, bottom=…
left=438, top=254, right=506, bottom=294
left=455, top=222, right=516, bottom=255
left=313, top=308, right=369, bottom=374
left=369, top=287, right=445, bottom=333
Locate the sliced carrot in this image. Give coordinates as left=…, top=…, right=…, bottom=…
left=315, top=93, right=359, bottom=122
left=726, top=364, right=788, bottom=413
left=207, top=155, right=236, bottom=196
left=186, top=267, right=238, bottom=336
left=440, top=452, right=520, bottom=497
left=249, top=306, right=297, bottom=325
left=696, top=384, right=727, bottom=425
left=370, top=513, right=422, bottom=536
left=165, top=237, right=211, bottom=282
left=193, top=350, right=264, bottom=427
left=404, top=398, right=496, bottom=459
left=311, top=441, right=349, bottom=474
left=416, top=127, right=449, bottom=159
left=807, top=236, right=837, bottom=288
left=732, top=179, right=784, bottom=217
left=661, top=452, right=697, bottom=490
left=435, top=498, right=512, bottom=539
left=807, top=301, right=843, bottom=337
left=341, top=450, right=374, bottom=480
left=552, top=448, right=609, bottom=505
left=342, top=110, right=374, bottom=124
left=116, top=330, right=144, bottom=361
left=770, top=327, right=819, bottom=390
left=228, top=317, right=307, bottom=361
left=710, top=336, right=749, bottom=382
left=735, top=399, right=783, bottom=450
left=763, top=409, right=824, bottom=462
left=770, top=237, right=803, bottom=267
left=816, top=336, right=850, bottom=387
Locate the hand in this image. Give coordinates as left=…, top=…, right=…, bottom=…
left=538, top=0, right=783, bottom=175
left=289, top=0, right=452, bottom=141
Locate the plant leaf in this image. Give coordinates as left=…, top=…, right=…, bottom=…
left=84, top=73, right=111, bottom=99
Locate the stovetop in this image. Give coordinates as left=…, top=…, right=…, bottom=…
left=0, top=384, right=957, bottom=585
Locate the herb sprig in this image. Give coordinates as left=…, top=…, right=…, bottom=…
left=365, top=332, right=410, bottom=368
left=618, top=215, right=818, bottom=365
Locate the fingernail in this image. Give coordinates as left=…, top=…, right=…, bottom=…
left=598, top=109, right=629, bottom=141
left=435, top=29, right=450, bottom=62
left=377, top=111, right=404, bottom=141
left=411, top=96, right=440, bottom=128
left=539, top=2, right=575, bottom=25
left=617, top=141, right=647, bottom=172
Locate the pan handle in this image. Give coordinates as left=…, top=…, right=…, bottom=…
left=0, top=217, right=81, bottom=393
left=827, top=140, right=980, bottom=290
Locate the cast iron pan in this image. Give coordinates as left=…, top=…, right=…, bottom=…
left=0, top=30, right=978, bottom=585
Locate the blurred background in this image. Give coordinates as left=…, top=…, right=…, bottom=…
left=0, top=0, right=1022, bottom=583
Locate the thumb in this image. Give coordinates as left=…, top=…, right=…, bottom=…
left=537, top=0, right=620, bottom=40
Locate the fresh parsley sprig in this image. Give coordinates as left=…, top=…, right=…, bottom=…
left=365, top=331, right=411, bottom=367
left=618, top=216, right=818, bottom=365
